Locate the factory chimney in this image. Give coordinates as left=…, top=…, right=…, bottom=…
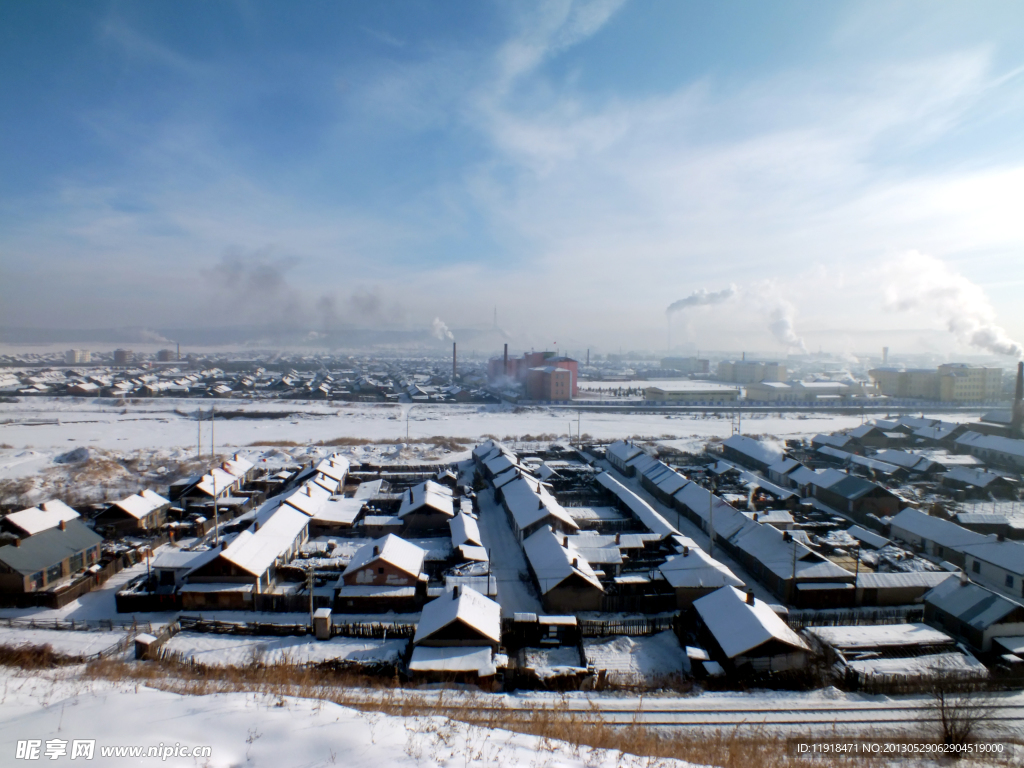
left=176, top=342, right=180, bottom=361
left=452, top=342, right=457, bottom=381
left=882, top=346, right=889, bottom=365
left=503, top=343, right=508, bottom=376
left=586, top=348, right=590, bottom=366
left=1012, top=361, right=1024, bottom=439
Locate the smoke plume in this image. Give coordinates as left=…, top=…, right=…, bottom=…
left=431, top=317, right=455, bottom=341
left=767, top=299, right=808, bottom=354
left=666, top=286, right=737, bottom=315
left=883, top=252, right=1023, bottom=359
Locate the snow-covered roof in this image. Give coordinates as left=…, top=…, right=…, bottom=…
left=595, top=472, right=679, bottom=539
left=315, top=457, right=350, bottom=483
left=956, top=432, right=1024, bottom=459
left=341, top=534, right=425, bottom=579
left=501, top=476, right=579, bottom=533
left=722, top=435, right=784, bottom=467
left=889, top=508, right=988, bottom=551
left=398, top=480, right=455, bottom=519
left=196, top=468, right=239, bottom=497
left=282, top=483, right=331, bottom=517
left=872, top=450, right=939, bottom=472
left=959, top=540, right=1024, bottom=575
left=768, top=458, right=801, bottom=476
left=408, top=645, right=496, bottom=676
left=924, top=579, right=1023, bottom=630
left=806, top=623, right=952, bottom=650
left=943, top=466, right=1010, bottom=489
left=218, top=505, right=309, bottom=577
left=5, top=502, right=80, bottom=536
left=151, top=547, right=220, bottom=572
left=846, top=525, right=890, bottom=549
left=312, top=498, right=364, bottom=525
left=606, top=440, right=644, bottom=465
left=112, top=490, right=168, bottom=520
left=413, top=585, right=501, bottom=645
left=522, top=526, right=603, bottom=595
left=855, top=571, right=955, bottom=590
left=812, top=433, right=854, bottom=449
left=448, top=511, right=483, bottom=548
left=694, top=586, right=809, bottom=658
left=658, top=548, right=744, bottom=590
left=729, top=522, right=852, bottom=582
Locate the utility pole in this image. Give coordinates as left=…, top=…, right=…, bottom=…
left=197, top=408, right=201, bottom=460
left=211, top=405, right=215, bottom=460
left=308, top=567, right=315, bottom=626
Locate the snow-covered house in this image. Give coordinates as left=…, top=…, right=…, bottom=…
left=854, top=571, right=956, bottom=607
left=658, top=545, right=745, bottom=607
left=605, top=440, right=645, bottom=475
left=923, top=578, right=1024, bottom=653
left=940, top=467, right=1017, bottom=499
left=397, top=480, right=455, bottom=530
left=888, top=508, right=988, bottom=567
left=522, top=526, right=604, bottom=613
left=954, top=432, right=1024, bottom=471
left=596, top=472, right=679, bottom=540
left=150, top=547, right=221, bottom=590
left=960, top=540, right=1024, bottom=599
left=693, top=586, right=810, bottom=673
left=93, top=489, right=170, bottom=534
left=184, top=505, right=309, bottom=608
left=811, top=473, right=901, bottom=526
left=720, top=435, right=785, bottom=474
left=0, top=520, right=103, bottom=594
left=412, top=585, right=501, bottom=650
left=282, top=482, right=331, bottom=517
left=2, top=500, right=81, bottom=538
left=308, top=498, right=364, bottom=537
left=499, top=475, right=579, bottom=542
left=448, top=511, right=483, bottom=550
left=335, top=534, right=426, bottom=612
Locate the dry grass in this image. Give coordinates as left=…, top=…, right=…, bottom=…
left=248, top=436, right=473, bottom=452
left=70, top=659, right=1002, bottom=768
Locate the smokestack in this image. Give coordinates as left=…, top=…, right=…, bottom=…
left=586, top=348, right=590, bottom=366
left=742, top=351, right=746, bottom=361
left=882, top=346, right=889, bottom=364
left=452, top=342, right=457, bottom=381
left=1013, top=362, right=1024, bottom=438
left=504, top=343, right=508, bottom=376
left=177, top=342, right=180, bottom=361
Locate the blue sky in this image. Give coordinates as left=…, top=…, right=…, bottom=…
left=2, top=0, right=1023, bottom=357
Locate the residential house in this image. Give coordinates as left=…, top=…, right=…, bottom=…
left=93, top=490, right=170, bottom=534
left=923, top=578, right=1024, bottom=653
left=0, top=520, right=103, bottom=594
left=522, top=526, right=604, bottom=613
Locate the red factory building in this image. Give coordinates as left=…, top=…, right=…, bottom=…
left=488, top=349, right=579, bottom=400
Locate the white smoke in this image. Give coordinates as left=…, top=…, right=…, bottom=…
left=666, top=284, right=807, bottom=353
left=766, top=299, right=808, bottom=354
left=666, top=286, right=737, bottom=315
left=884, top=251, right=1023, bottom=359
left=431, top=317, right=455, bottom=341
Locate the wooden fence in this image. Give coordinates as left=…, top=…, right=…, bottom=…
left=578, top=615, right=677, bottom=638
left=786, top=606, right=924, bottom=630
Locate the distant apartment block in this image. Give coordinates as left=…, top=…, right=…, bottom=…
left=113, top=349, right=134, bottom=366
left=660, top=356, right=710, bottom=374
left=64, top=349, right=91, bottom=364
left=869, top=364, right=1003, bottom=402
left=643, top=382, right=739, bottom=403
left=717, top=360, right=786, bottom=384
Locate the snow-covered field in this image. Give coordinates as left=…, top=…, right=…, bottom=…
left=162, top=631, right=408, bottom=667
left=0, top=627, right=127, bottom=657
left=0, top=668, right=698, bottom=768
left=583, top=630, right=690, bottom=683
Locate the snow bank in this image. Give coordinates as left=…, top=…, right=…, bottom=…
left=162, top=631, right=407, bottom=667
left=583, top=630, right=689, bottom=682
left=0, top=627, right=127, bottom=657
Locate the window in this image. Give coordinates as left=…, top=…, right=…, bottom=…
left=972, top=561, right=981, bottom=574
left=46, top=563, right=63, bottom=583
left=378, top=567, right=384, bottom=574
left=1007, top=574, right=1015, bottom=589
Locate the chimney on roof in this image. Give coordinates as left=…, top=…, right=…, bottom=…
left=683, top=546, right=689, bottom=557
left=452, top=585, right=459, bottom=599
left=562, top=536, right=568, bottom=548
left=572, top=558, right=578, bottom=568
left=959, top=570, right=969, bottom=586
left=59, top=520, right=66, bottom=531
left=253, top=521, right=259, bottom=532
left=221, top=540, right=227, bottom=550
left=14, top=538, right=21, bottom=547
left=783, top=531, right=792, bottom=542
left=539, top=499, right=544, bottom=510
left=373, top=545, right=380, bottom=557
left=615, top=533, right=621, bottom=545
left=746, top=590, right=755, bottom=605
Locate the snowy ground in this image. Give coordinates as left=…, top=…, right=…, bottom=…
left=0, top=668, right=698, bottom=768
left=0, top=627, right=127, bottom=657
left=583, top=630, right=690, bottom=683
left=473, top=486, right=543, bottom=617
left=162, top=631, right=407, bottom=667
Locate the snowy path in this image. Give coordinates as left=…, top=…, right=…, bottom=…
left=474, top=487, right=543, bottom=617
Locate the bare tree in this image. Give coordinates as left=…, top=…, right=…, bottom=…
left=925, top=672, right=996, bottom=747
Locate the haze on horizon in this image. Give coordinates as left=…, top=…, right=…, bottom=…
left=2, top=1, right=1023, bottom=360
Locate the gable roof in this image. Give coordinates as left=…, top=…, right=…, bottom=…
left=924, top=579, right=1023, bottom=629
left=413, top=586, right=501, bottom=645
left=959, top=540, right=1024, bottom=575
left=722, top=435, right=784, bottom=467
left=112, top=490, right=170, bottom=520
left=693, top=586, right=809, bottom=658
left=0, top=520, right=103, bottom=575
left=449, top=511, right=483, bottom=548
left=5, top=502, right=80, bottom=536
left=595, top=472, right=679, bottom=539
left=342, top=534, right=425, bottom=579
left=890, top=508, right=988, bottom=551
left=218, top=505, right=309, bottom=577
left=659, top=548, right=745, bottom=590
left=502, top=476, right=579, bottom=533
left=398, top=480, right=455, bottom=519
left=522, top=526, right=603, bottom=594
